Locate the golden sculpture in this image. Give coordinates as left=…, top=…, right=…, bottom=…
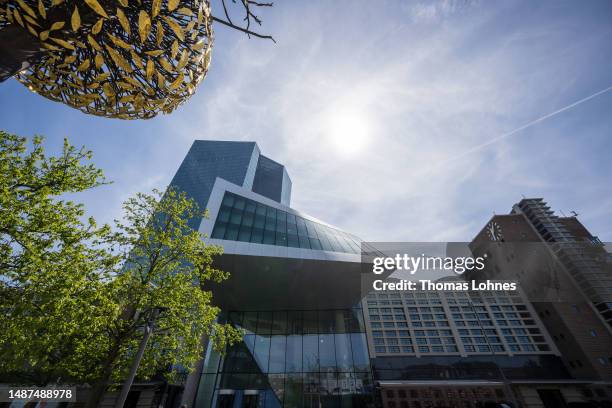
left=0, top=0, right=213, bottom=119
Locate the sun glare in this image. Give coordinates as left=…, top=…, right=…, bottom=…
left=326, top=110, right=370, bottom=156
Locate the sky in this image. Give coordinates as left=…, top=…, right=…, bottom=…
left=1, top=0, right=612, bottom=242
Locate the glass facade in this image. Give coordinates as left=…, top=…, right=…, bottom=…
left=252, top=155, right=290, bottom=205
left=168, top=141, right=258, bottom=230
left=195, top=309, right=374, bottom=408
left=211, top=192, right=362, bottom=254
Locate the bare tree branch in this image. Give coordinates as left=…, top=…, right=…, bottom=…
left=211, top=16, right=276, bottom=43
left=213, top=0, right=276, bottom=42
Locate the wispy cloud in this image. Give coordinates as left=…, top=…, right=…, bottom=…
left=1, top=0, right=611, bottom=242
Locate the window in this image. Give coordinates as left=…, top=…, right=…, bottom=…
left=212, top=191, right=361, bottom=253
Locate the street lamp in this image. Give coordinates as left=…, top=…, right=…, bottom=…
left=115, top=306, right=168, bottom=408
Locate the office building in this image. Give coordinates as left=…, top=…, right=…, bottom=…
left=469, top=198, right=612, bottom=404
left=169, top=141, right=374, bottom=407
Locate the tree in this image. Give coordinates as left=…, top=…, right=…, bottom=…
left=0, top=131, right=241, bottom=406
left=83, top=188, right=242, bottom=407
left=0, top=131, right=116, bottom=385
left=0, top=0, right=274, bottom=119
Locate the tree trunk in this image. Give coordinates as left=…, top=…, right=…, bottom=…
left=85, top=344, right=121, bottom=408
left=0, top=25, right=45, bottom=83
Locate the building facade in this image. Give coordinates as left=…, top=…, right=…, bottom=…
left=170, top=141, right=374, bottom=407
left=469, top=198, right=612, bottom=404
left=163, top=144, right=612, bottom=408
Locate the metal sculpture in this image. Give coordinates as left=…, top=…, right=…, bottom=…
left=0, top=0, right=213, bottom=119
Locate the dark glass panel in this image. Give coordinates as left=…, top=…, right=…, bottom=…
left=296, top=218, right=308, bottom=236
left=245, top=200, right=256, bottom=213
left=319, top=334, right=336, bottom=372
left=318, top=310, right=337, bottom=334
left=305, top=220, right=319, bottom=238
left=303, top=311, right=318, bottom=334
left=269, top=336, right=287, bottom=374
left=254, top=215, right=265, bottom=229
left=276, top=232, right=288, bottom=246
left=194, top=373, right=216, bottom=408
left=265, top=215, right=276, bottom=231
left=303, top=373, right=320, bottom=404
left=224, top=224, right=239, bottom=240
left=238, top=226, right=251, bottom=242
left=287, top=234, right=299, bottom=248
left=285, top=335, right=302, bottom=373
left=257, top=312, right=273, bottom=334
left=267, top=374, right=285, bottom=407
left=218, top=206, right=231, bottom=222
left=318, top=232, right=334, bottom=252
left=229, top=209, right=242, bottom=225
left=264, top=230, right=276, bottom=245
left=326, top=234, right=343, bottom=253
left=276, top=211, right=287, bottom=222
left=333, top=235, right=351, bottom=253
left=288, top=311, right=303, bottom=335
left=233, top=197, right=245, bottom=210
left=287, top=222, right=297, bottom=235
left=309, top=238, right=322, bottom=250
left=224, top=340, right=258, bottom=373
left=242, top=312, right=258, bottom=335
left=284, top=373, right=303, bottom=408
left=256, top=203, right=267, bottom=216
left=272, top=311, right=288, bottom=334
left=250, top=228, right=264, bottom=243
left=211, top=222, right=226, bottom=239
left=338, top=373, right=358, bottom=407
left=276, top=220, right=287, bottom=233
left=350, top=308, right=366, bottom=332
left=286, top=213, right=297, bottom=224
left=220, top=372, right=266, bottom=390
left=242, top=212, right=254, bottom=227
left=266, top=206, right=277, bottom=219
left=298, top=234, right=311, bottom=249
left=320, top=372, right=340, bottom=407
left=253, top=335, right=271, bottom=373
left=303, top=334, right=319, bottom=372
left=221, top=194, right=235, bottom=207
left=334, top=333, right=353, bottom=372
left=350, top=333, right=370, bottom=372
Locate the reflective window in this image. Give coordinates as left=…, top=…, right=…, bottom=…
left=212, top=192, right=361, bottom=254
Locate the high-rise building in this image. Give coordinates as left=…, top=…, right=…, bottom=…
left=171, top=141, right=375, bottom=407
left=469, top=198, right=612, bottom=403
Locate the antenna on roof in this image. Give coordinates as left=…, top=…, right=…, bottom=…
left=570, top=211, right=579, bottom=217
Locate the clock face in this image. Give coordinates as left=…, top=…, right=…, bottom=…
left=486, top=221, right=503, bottom=241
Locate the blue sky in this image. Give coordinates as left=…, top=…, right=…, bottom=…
left=1, top=0, right=611, bottom=242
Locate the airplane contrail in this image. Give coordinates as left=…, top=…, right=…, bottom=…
left=450, top=84, right=612, bottom=161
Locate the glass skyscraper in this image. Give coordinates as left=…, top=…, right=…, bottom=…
left=170, top=141, right=373, bottom=407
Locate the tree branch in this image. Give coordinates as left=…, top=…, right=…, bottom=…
left=211, top=16, right=276, bottom=43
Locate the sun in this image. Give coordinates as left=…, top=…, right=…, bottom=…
left=326, top=109, right=370, bottom=156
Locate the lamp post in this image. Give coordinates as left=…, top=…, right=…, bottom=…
left=115, top=306, right=167, bottom=408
